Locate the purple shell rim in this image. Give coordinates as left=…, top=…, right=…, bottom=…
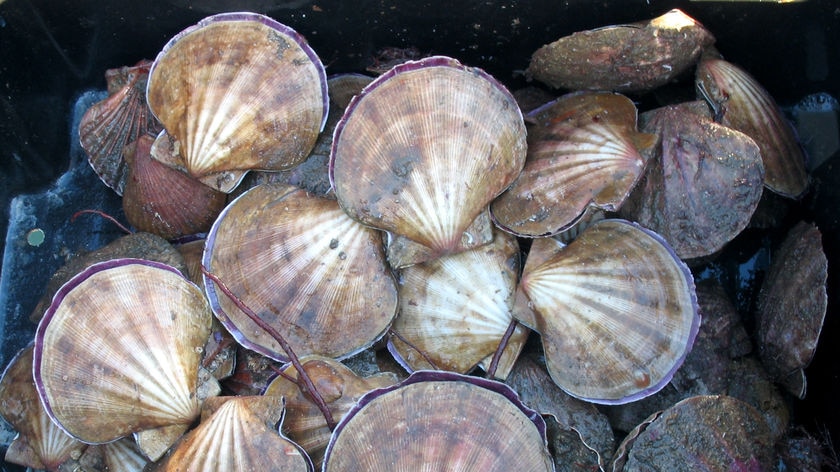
left=321, top=369, right=549, bottom=467
left=545, top=218, right=701, bottom=406
left=328, top=54, right=523, bottom=193
left=32, top=257, right=190, bottom=444
left=146, top=11, right=329, bottom=133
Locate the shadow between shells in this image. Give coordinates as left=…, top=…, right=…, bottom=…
left=1, top=8, right=830, bottom=472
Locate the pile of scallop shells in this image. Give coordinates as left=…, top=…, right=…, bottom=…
left=1, top=8, right=831, bottom=471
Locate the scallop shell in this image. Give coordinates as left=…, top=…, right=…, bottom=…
left=122, top=133, right=228, bottom=240
left=146, top=12, right=328, bottom=193
left=517, top=219, right=699, bottom=404
left=620, top=101, right=765, bottom=260
left=756, top=221, right=827, bottom=398
left=330, top=56, right=527, bottom=266
left=0, top=345, right=86, bottom=471
left=33, top=259, right=213, bottom=445
left=79, top=60, right=162, bottom=195
left=491, top=92, right=651, bottom=237
left=203, top=183, right=398, bottom=361
left=264, top=356, right=399, bottom=468
left=387, top=228, right=528, bottom=378
left=322, top=371, right=555, bottom=471
left=156, top=396, right=312, bottom=471
left=696, top=57, right=809, bottom=198
left=527, top=9, right=714, bottom=93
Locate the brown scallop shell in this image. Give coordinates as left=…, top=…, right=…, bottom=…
left=620, top=101, right=765, bottom=260
left=263, top=356, right=399, bottom=468
left=154, top=396, right=312, bottom=471
left=122, top=133, right=228, bottom=240
left=146, top=12, right=328, bottom=193
left=387, top=228, right=528, bottom=377
left=0, top=345, right=86, bottom=471
left=527, top=9, right=715, bottom=93
left=203, top=183, right=398, bottom=361
left=33, top=259, right=213, bottom=447
left=696, top=57, right=809, bottom=198
left=330, top=56, right=527, bottom=266
left=79, top=60, right=162, bottom=195
left=491, top=92, right=651, bottom=237
left=517, top=219, right=699, bottom=404
left=322, top=371, right=555, bottom=471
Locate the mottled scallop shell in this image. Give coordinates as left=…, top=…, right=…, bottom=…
left=155, top=396, right=312, bottom=471
left=79, top=60, right=161, bottom=195
left=330, top=55, right=527, bottom=267
left=122, top=134, right=228, bottom=240
left=0, top=345, right=86, bottom=471
left=527, top=9, right=714, bottom=93
left=264, top=356, right=399, bottom=468
left=620, top=101, right=765, bottom=260
left=146, top=12, right=328, bottom=193
left=388, top=228, right=528, bottom=378
left=491, top=92, right=651, bottom=237
left=33, top=259, right=213, bottom=446
left=517, top=219, right=699, bottom=404
left=756, top=221, right=827, bottom=398
left=322, top=371, right=555, bottom=471
left=203, top=183, right=398, bottom=361
left=696, top=57, right=809, bottom=198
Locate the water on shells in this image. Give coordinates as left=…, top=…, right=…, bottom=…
left=33, top=259, right=212, bottom=444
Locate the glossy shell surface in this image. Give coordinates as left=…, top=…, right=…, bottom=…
left=33, top=259, right=212, bottom=444
left=147, top=12, right=328, bottom=193
left=518, top=219, right=699, bottom=404
left=322, top=370, right=554, bottom=471
left=330, top=56, right=527, bottom=264
left=203, top=183, right=398, bottom=361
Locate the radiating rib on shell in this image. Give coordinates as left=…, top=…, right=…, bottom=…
left=264, top=356, right=399, bottom=468
left=146, top=12, right=328, bottom=193
left=322, top=371, right=554, bottom=471
left=696, top=58, right=809, bottom=198
left=330, top=56, right=527, bottom=261
left=203, top=183, right=398, bottom=361
left=33, top=259, right=212, bottom=444
left=0, top=345, right=86, bottom=470
left=387, top=229, right=527, bottom=377
left=157, top=396, right=312, bottom=472
left=518, top=219, right=699, bottom=404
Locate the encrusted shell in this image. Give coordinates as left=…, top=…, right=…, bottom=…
left=203, top=183, right=398, bottom=361
left=517, top=219, right=699, bottom=404
left=146, top=12, right=328, bottom=193
left=491, top=92, right=651, bottom=237
left=696, top=57, right=809, bottom=198
left=330, top=55, right=527, bottom=266
left=154, top=396, right=312, bottom=471
left=263, top=356, right=399, bottom=468
left=0, top=345, right=86, bottom=470
left=322, top=371, right=555, bottom=471
left=33, top=259, right=213, bottom=446
left=388, top=228, right=528, bottom=378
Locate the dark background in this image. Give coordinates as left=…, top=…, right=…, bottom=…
left=1, top=0, right=839, bottom=469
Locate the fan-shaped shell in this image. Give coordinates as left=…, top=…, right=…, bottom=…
left=156, top=396, right=312, bottom=471
left=330, top=56, right=527, bottom=266
left=322, top=371, right=554, bottom=471
left=388, top=228, right=527, bottom=377
left=264, top=356, right=399, bottom=468
left=33, top=259, right=213, bottom=444
left=146, top=12, right=328, bottom=193
left=0, top=345, right=86, bottom=471
left=518, top=219, right=699, bottom=404
left=696, top=57, right=809, bottom=198
left=492, top=92, right=651, bottom=237
left=203, top=183, right=398, bottom=361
